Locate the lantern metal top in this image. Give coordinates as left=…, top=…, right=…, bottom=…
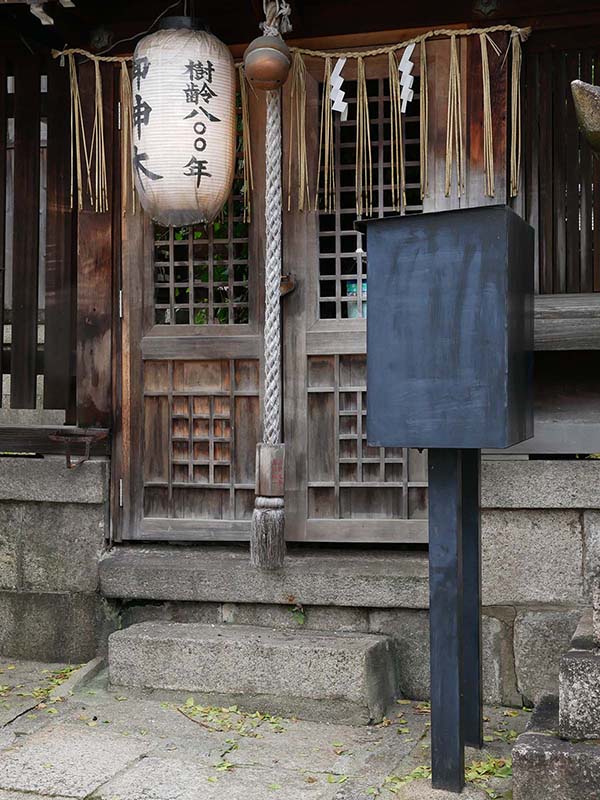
left=158, top=16, right=205, bottom=31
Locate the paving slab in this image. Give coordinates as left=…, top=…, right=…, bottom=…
left=0, top=658, right=73, bottom=727
left=0, top=724, right=150, bottom=798
left=93, top=756, right=341, bottom=800
left=0, top=664, right=523, bottom=800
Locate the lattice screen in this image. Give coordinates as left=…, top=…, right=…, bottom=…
left=142, top=358, right=259, bottom=521
left=307, top=354, right=427, bottom=520
left=153, top=191, right=249, bottom=326
left=318, top=77, right=422, bottom=319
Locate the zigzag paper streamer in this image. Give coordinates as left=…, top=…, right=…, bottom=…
left=399, top=43, right=416, bottom=113
left=330, top=57, right=348, bottom=121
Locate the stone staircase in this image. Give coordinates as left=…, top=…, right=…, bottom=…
left=512, top=596, right=600, bottom=799
left=107, top=621, right=398, bottom=725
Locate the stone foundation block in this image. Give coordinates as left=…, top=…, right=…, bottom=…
left=0, top=591, right=104, bottom=662
left=21, top=502, right=106, bottom=593
left=222, top=602, right=369, bottom=632
left=513, top=608, right=582, bottom=705
left=109, top=621, right=397, bottom=724
left=368, top=608, right=517, bottom=705
left=482, top=510, right=584, bottom=606
left=559, top=609, right=600, bottom=739
left=513, top=696, right=600, bottom=800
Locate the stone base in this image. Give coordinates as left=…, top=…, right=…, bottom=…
left=559, top=609, right=600, bottom=739
left=0, top=591, right=110, bottom=662
left=513, top=695, right=600, bottom=800
left=108, top=621, right=397, bottom=724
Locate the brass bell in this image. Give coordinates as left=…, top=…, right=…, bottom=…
left=243, top=34, right=291, bottom=91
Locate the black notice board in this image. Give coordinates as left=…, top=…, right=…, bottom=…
left=363, top=205, right=534, bottom=450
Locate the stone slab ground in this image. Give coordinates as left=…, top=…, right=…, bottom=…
left=0, top=658, right=528, bottom=800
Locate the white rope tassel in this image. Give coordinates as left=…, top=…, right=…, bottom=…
left=251, top=1, right=289, bottom=570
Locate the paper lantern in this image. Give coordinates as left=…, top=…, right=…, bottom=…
left=132, top=18, right=236, bottom=225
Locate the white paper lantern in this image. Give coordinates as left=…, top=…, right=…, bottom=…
left=132, top=22, right=236, bottom=225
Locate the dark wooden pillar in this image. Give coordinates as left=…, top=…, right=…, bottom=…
left=428, top=448, right=464, bottom=793
left=461, top=448, right=483, bottom=748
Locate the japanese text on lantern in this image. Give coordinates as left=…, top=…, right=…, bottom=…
left=182, top=59, right=219, bottom=187
left=132, top=55, right=163, bottom=186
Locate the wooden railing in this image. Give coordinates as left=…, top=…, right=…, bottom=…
left=0, top=52, right=114, bottom=454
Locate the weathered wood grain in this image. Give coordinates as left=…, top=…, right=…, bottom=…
left=44, top=57, right=75, bottom=411
left=11, top=55, right=40, bottom=409
left=76, top=61, right=114, bottom=428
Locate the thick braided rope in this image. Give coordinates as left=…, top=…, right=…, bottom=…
left=263, top=89, right=283, bottom=446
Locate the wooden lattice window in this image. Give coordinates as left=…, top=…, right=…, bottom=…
left=307, top=354, right=428, bottom=521
left=153, top=191, right=249, bottom=326
left=143, top=358, right=259, bottom=522
left=318, top=77, right=422, bottom=320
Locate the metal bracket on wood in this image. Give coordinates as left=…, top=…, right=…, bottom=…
left=48, top=429, right=109, bottom=469
left=280, top=273, right=296, bottom=297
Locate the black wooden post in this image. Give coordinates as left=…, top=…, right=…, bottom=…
left=428, top=448, right=464, bottom=793
left=461, top=448, right=483, bottom=748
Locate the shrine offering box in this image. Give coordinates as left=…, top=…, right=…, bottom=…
left=362, top=205, right=534, bottom=450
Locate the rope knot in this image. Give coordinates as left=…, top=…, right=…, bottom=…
left=261, top=0, right=292, bottom=36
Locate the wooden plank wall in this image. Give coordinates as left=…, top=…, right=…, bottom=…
left=524, top=45, right=600, bottom=294
left=11, top=55, right=41, bottom=408
left=0, top=52, right=116, bottom=455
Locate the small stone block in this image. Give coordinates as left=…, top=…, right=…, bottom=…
left=559, top=609, right=600, bottom=739
left=513, top=696, right=600, bottom=800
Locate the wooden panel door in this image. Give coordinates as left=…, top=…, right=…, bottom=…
left=119, top=92, right=266, bottom=542
left=282, top=57, right=429, bottom=544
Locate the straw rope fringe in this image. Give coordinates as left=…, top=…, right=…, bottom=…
left=356, top=57, right=373, bottom=217
left=445, top=35, right=464, bottom=197
left=67, top=54, right=108, bottom=211
left=510, top=32, right=523, bottom=197
left=238, top=65, right=254, bottom=223
left=388, top=51, right=405, bottom=212
left=316, top=57, right=335, bottom=212
left=480, top=33, right=502, bottom=197
left=287, top=51, right=310, bottom=211
left=419, top=39, right=429, bottom=200
left=119, top=61, right=136, bottom=214
left=54, top=22, right=529, bottom=216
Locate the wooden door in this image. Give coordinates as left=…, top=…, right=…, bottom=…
left=282, top=56, right=429, bottom=544
left=118, top=93, right=266, bottom=542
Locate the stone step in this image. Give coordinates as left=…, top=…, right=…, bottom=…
left=108, top=622, right=397, bottom=725
left=559, top=608, right=600, bottom=739
left=513, top=695, right=600, bottom=800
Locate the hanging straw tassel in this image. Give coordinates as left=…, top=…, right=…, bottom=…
left=445, top=34, right=464, bottom=197
left=287, top=52, right=310, bottom=212
left=479, top=33, right=502, bottom=197
left=119, top=61, right=136, bottom=213
left=316, top=57, right=335, bottom=212
left=68, top=54, right=91, bottom=210
left=356, top=57, right=373, bottom=217
left=420, top=39, right=429, bottom=200
left=91, top=60, right=109, bottom=212
left=388, top=51, right=405, bottom=213
left=238, top=65, right=254, bottom=223
left=510, top=31, right=523, bottom=197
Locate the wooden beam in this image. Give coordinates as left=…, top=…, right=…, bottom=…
left=534, top=293, right=600, bottom=350
left=76, top=61, right=114, bottom=428
left=44, top=56, right=75, bottom=411
left=11, top=55, right=40, bottom=409
left=0, top=425, right=110, bottom=456
left=0, top=53, right=7, bottom=408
